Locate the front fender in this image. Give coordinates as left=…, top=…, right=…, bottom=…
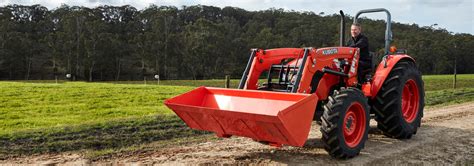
left=370, top=55, right=415, bottom=99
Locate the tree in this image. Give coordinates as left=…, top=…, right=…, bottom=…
left=0, top=4, right=472, bottom=80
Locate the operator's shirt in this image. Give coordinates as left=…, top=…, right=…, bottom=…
left=346, top=34, right=370, bottom=62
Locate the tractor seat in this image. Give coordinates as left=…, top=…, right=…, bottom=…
left=358, top=52, right=376, bottom=83
left=370, top=52, right=376, bottom=72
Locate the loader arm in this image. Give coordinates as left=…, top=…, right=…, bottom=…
left=240, top=47, right=359, bottom=99
left=243, top=48, right=306, bottom=90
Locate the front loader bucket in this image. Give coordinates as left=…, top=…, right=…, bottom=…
left=164, top=87, right=318, bottom=147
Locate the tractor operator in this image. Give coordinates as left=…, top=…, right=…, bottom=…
left=346, top=23, right=371, bottom=83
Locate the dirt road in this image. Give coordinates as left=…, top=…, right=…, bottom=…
left=4, top=102, right=474, bottom=165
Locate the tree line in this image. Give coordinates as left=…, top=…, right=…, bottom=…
left=0, top=4, right=472, bottom=81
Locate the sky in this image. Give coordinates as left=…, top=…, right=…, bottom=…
left=0, top=0, right=473, bottom=34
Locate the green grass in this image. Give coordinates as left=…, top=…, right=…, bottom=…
left=111, top=79, right=242, bottom=88
left=422, top=74, right=474, bottom=91
left=13, top=74, right=474, bottom=90
left=0, top=82, right=194, bottom=135
left=422, top=74, right=474, bottom=106
left=425, top=88, right=474, bottom=106
left=0, top=74, right=473, bottom=159
left=0, top=82, right=209, bottom=158
left=13, top=79, right=242, bottom=88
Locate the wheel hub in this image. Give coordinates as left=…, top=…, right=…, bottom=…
left=343, top=102, right=366, bottom=148
left=345, top=114, right=356, bottom=134
left=401, top=79, right=420, bottom=123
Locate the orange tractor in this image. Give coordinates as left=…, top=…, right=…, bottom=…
left=165, top=8, right=424, bottom=158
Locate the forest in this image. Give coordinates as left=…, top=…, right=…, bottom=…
left=0, top=4, right=472, bottom=81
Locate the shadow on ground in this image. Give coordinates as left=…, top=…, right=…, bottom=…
left=0, top=115, right=208, bottom=159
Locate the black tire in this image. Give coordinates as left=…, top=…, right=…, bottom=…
left=320, top=88, right=370, bottom=159
left=372, top=60, right=424, bottom=139
left=313, top=101, right=324, bottom=124
left=314, top=89, right=336, bottom=124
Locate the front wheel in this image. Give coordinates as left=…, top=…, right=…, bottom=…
left=320, top=88, right=370, bottom=159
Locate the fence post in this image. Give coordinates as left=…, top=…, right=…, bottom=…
left=453, top=57, right=457, bottom=89
left=225, top=75, right=230, bottom=88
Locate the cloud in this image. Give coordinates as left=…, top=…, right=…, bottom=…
left=415, top=0, right=465, bottom=7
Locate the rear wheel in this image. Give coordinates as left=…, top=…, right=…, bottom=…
left=372, top=60, right=424, bottom=139
left=320, top=88, right=370, bottom=159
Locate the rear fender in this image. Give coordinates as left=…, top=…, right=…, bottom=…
left=370, top=55, right=415, bottom=99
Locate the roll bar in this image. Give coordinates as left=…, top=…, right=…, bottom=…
left=353, top=8, right=392, bottom=55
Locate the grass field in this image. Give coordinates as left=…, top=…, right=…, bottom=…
left=17, top=74, right=474, bottom=91
left=0, top=82, right=193, bottom=135
left=0, top=74, right=473, bottom=158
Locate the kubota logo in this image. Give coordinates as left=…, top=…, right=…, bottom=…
left=322, top=48, right=338, bottom=55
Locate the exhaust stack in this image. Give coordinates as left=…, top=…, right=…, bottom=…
left=339, top=10, right=345, bottom=46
